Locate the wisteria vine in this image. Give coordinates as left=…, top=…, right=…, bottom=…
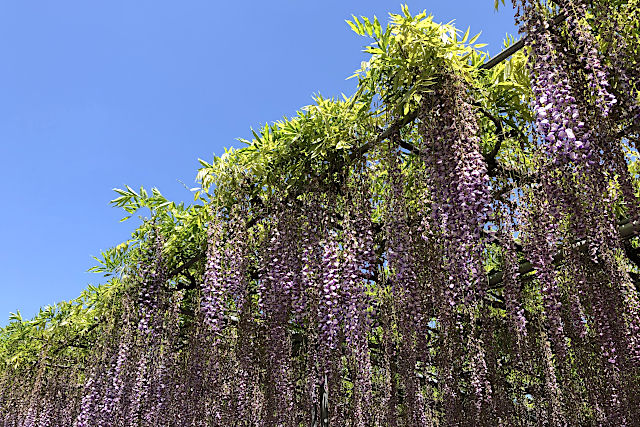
left=1, top=2, right=640, bottom=426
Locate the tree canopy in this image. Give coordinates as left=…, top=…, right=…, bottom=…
left=2, top=1, right=640, bottom=426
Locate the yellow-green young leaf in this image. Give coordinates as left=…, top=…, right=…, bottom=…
left=362, top=16, right=373, bottom=36
left=401, top=4, right=411, bottom=18
left=365, top=46, right=385, bottom=55
left=336, top=140, right=352, bottom=150
left=352, top=16, right=365, bottom=35
left=125, top=185, right=138, bottom=197
left=373, top=16, right=382, bottom=39
left=251, top=129, right=263, bottom=143
left=346, top=19, right=360, bottom=35
left=462, top=27, right=470, bottom=43
left=469, top=32, right=482, bottom=45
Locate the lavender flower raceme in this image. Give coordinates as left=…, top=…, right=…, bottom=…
left=201, top=213, right=226, bottom=333
left=417, top=75, right=493, bottom=422
left=342, top=176, right=376, bottom=426
left=498, top=206, right=527, bottom=341
left=259, top=208, right=298, bottom=426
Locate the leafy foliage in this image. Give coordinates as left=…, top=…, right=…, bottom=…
left=2, top=2, right=640, bottom=426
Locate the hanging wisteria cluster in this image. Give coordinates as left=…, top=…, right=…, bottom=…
left=513, top=0, right=640, bottom=423
left=1, top=1, right=640, bottom=426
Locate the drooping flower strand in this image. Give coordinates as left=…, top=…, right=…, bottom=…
left=342, top=171, right=376, bottom=426
left=377, top=294, right=400, bottom=427
left=299, top=195, right=325, bottom=423
left=37, top=370, right=69, bottom=427
left=75, top=372, right=102, bottom=427
left=74, top=317, right=123, bottom=427
left=318, top=218, right=349, bottom=426
left=319, top=229, right=342, bottom=356
left=515, top=0, right=605, bottom=388
left=557, top=260, right=609, bottom=421
left=549, top=1, right=640, bottom=222
left=521, top=196, right=567, bottom=357
left=520, top=6, right=594, bottom=169
left=497, top=205, right=527, bottom=342
left=555, top=0, right=617, bottom=117
left=560, top=258, right=588, bottom=342
left=181, top=320, right=218, bottom=425
left=488, top=208, right=528, bottom=420
left=468, top=315, right=494, bottom=425
left=312, top=189, right=350, bottom=425
left=177, top=210, right=241, bottom=424
left=416, top=76, right=493, bottom=421
left=0, top=370, right=18, bottom=425
left=539, top=327, right=567, bottom=426
left=591, top=0, right=640, bottom=128
left=594, top=253, right=640, bottom=414
left=71, top=290, right=135, bottom=427
left=136, top=230, right=166, bottom=336
left=60, top=365, right=83, bottom=427
left=126, top=347, right=151, bottom=426
left=20, top=347, right=49, bottom=427
left=516, top=4, right=640, bottom=419
left=383, top=138, right=430, bottom=427
left=555, top=18, right=640, bottom=410
left=225, top=202, right=251, bottom=313
left=515, top=0, right=629, bottom=252
left=201, top=211, right=226, bottom=333
left=99, top=295, right=136, bottom=425
left=258, top=205, right=299, bottom=426
left=143, top=289, right=184, bottom=426
left=225, top=203, right=261, bottom=424
left=563, top=9, right=639, bottom=229
left=514, top=2, right=607, bottom=249
left=570, top=253, right=633, bottom=422
left=0, top=370, right=9, bottom=422
left=417, top=78, right=493, bottom=305
left=125, top=230, right=168, bottom=426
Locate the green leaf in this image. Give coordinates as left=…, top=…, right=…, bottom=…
left=362, top=16, right=373, bottom=37
left=373, top=16, right=382, bottom=39
left=462, top=27, right=470, bottom=43
left=346, top=19, right=360, bottom=35
left=468, top=32, right=481, bottom=45
left=365, top=46, right=385, bottom=55
left=401, top=4, right=410, bottom=18
left=336, top=140, right=352, bottom=150
left=349, top=15, right=365, bottom=35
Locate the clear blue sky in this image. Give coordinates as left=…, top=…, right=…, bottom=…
left=0, top=1, right=517, bottom=324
